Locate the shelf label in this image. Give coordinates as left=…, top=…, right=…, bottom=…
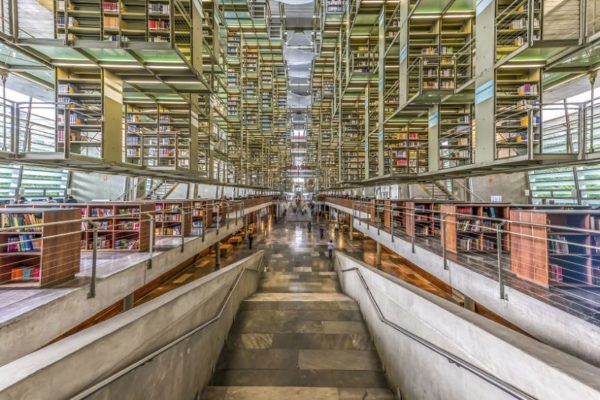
left=475, top=79, right=494, bottom=105
left=428, top=112, right=439, bottom=128
left=476, top=0, right=494, bottom=15
left=400, top=45, right=408, bottom=63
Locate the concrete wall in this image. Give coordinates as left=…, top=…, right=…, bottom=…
left=468, top=173, right=528, bottom=203
left=336, top=253, right=600, bottom=400
left=326, top=201, right=600, bottom=367
left=70, top=172, right=127, bottom=201
left=0, top=202, right=272, bottom=366
left=0, top=252, right=264, bottom=400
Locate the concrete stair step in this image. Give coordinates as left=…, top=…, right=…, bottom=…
left=226, top=332, right=373, bottom=350
left=202, top=386, right=395, bottom=400
left=210, top=369, right=389, bottom=388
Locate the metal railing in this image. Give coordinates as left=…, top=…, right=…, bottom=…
left=335, top=257, right=536, bottom=400
left=0, top=197, right=272, bottom=298
left=324, top=197, right=600, bottom=324
left=71, top=253, right=265, bottom=399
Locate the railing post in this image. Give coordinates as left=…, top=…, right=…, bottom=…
left=441, top=213, right=448, bottom=270
left=226, top=204, right=230, bottom=229
left=202, top=205, right=206, bottom=242
left=377, top=206, right=380, bottom=235
left=497, top=221, right=507, bottom=300
left=216, top=203, right=220, bottom=235
left=411, top=211, right=416, bottom=253
left=215, top=240, right=221, bottom=269
left=180, top=210, right=185, bottom=253
left=63, top=107, right=70, bottom=158
left=147, top=215, right=154, bottom=270
left=391, top=206, right=395, bottom=243
left=87, top=222, right=98, bottom=299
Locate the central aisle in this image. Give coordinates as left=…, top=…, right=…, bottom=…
left=202, top=221, right=394, bottom=399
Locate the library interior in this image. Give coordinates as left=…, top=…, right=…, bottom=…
left=0, top=0, right=600, bottom=399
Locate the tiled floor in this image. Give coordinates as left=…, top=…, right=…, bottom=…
left=203, top=221, right=394, bottom=400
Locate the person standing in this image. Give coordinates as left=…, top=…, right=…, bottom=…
left=307, top=221, right=312, bottom=233
left=248, top=233, right=254, bottom=250
left=327, top=240, right=334, bottom=260
left=319, top=225, right=324, bottom=239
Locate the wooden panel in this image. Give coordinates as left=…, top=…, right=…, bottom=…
left=440, top=204, right=457, bottom=254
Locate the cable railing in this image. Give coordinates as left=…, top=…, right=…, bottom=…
left=0, top=196, right=274, bottom=298
left=323, top=197, right=600, bottom=324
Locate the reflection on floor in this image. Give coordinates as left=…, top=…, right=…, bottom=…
left=203, top=222, right=394, bottom=399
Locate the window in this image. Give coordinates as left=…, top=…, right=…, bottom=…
left=528, top=168, right=577, bottom=205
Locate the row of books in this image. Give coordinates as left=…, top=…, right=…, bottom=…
left=156, top=227, right=182, bottom=235
left=2, top=214, right=43, bottom=229
left=5, top=235, right=42, bottom=252
left=10, top=266, right=40, bottom=282
left=156, top=215, right=182, bottom=222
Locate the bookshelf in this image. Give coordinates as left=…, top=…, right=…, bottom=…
left=441, top=203, right=511, bottom=254
left=125, top=102, right=192, bottom=169
left=86, top=202, right=153, bottom=251
left=0, top=208, right=80, bottom=288
left=154, top=200, right=193, bottom=237
left=56, top=68, right=103, bottom=158
left=405, top=200, right=442, bottom=238
left=387, top=120, right=428, bottom=174
left=439, top=104, right=472, bottom=168
left=495, top=67, right=541, bottom=159
left=509, top=210, right=600, bottom=288
left=55, top=0, right=191, bottom=50
left=191, top=200, right=213, bottom=236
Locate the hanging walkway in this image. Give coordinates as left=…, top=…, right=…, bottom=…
left=203, top=221, right=394, bottom=399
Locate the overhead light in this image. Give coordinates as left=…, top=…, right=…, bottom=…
left=100, top=63, right=142, bottom=69
left=164, top=80, right=200, bottom=84
left=499, top=63, right=544, bottom=69
left=147, top=64, right=188, bottom=70
left=443, top=13, right=474, bottom=19
left=412, top=14, right=441, bottom=19
left=53, top=62, right=96, bottom=68
left=127, top=80, right=157, bottom=84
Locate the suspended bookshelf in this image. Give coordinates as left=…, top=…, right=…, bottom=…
left=439, top=104, right=472, bottom=168
left=495, top=67, right=541, bottom=159
left=56, top=68, right=103, bottom=158
left=55, top=0, right=191, bottom=51
left=0, top=208, right=80, bottom=288
left=125, top=102, right=192, bottom=169
left=387, top=120, right=428, bottom=174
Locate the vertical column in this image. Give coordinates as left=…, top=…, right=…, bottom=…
left=376, top=241, right=382, bottom=267
left=398, top=0, right=410, bottom=107
left=428, top=105, right=440, bottom=172
left=377, top=7, right=385, bottom=177
left=364, top=84, right=370, bottom=180
left=102, top=70, right=123, bottom=163
left=473, top=0, right=496, bottom=163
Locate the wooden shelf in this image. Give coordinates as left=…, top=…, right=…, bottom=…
left=0, top=208, right=81, bottom=288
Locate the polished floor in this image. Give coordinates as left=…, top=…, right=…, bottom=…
left=203, top=218, right=395, bottom=400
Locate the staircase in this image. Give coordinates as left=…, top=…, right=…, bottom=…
left=202, top=226, right=394, bottom=399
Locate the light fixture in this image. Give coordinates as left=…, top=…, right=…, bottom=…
left=100, top=63, right=142, bottom=69
left=147, top=64, right=188, bottom=70
left=53, top=62, right=96, bottom=68
left=499, top=63, right=545, bottom=69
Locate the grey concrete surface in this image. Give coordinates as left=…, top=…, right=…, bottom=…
left=336, top=253, right=600, bottom=400
left=0, top=202, right=272, bottom=366
left=326, top=201, right=600, bottom=367
left=0, top=251, right=265, bottom=400
left=204, top=223, right=393, bottom=399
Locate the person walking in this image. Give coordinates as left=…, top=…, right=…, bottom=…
left=307, top=221, right=312, bottom=233
left=319, top=224, right=324, bottom=239
left=327, top=240, right=334, bottom=260
left=248, top=233, right=254, bottom=250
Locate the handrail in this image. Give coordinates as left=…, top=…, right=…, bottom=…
left=336, top=260, right=536, bottom=400
left=70, top=257, right=264, bottom=400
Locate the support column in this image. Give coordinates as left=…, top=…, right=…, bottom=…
left=349, top=215, right=354, bottom=241
left=375, top=242, right=382, bottom=267
left=215, top=242, right=221, bottom=269
left=123, top=293, right=134, bottom=311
